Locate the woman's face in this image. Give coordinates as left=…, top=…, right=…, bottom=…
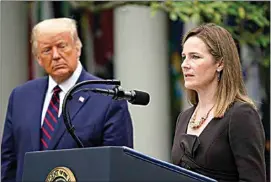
left=181, top=36, right=221, bottom=91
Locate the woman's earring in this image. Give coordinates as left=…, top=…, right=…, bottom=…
left=217, top=70, right=222, bottom=81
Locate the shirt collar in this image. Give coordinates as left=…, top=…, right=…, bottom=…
left=48, top=61, right=83, bottom=94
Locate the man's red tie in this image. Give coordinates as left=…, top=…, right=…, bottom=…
left=40, top=85, right=61, bottom=150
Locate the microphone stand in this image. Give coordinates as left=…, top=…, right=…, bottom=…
left=62, top=80, right=121, bottom=148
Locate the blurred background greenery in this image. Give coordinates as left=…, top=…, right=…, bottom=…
left=72, top=1, right=270, bottom=67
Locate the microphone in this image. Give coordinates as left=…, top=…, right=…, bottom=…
left=91, top=86, right=150, bottom=106
left=62, top=79, right=121, bottom=148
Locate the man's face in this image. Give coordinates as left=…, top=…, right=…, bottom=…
left=36, top=31, right=80, bottom=83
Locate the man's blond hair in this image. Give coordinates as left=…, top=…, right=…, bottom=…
left=31, top=18, right=82, bottom=57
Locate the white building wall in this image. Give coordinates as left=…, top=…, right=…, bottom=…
left=0, top=1, right=29, bottom=139
left=114, top=5, right=171, bottom=161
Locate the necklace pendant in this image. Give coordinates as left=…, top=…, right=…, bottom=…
left=189, top=117, right=206, bottom=129
left=189, top=120, right=200, bottom=129
left=189, top=105, right=214, bottom=130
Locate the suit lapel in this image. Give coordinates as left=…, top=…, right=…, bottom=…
left=30, top=78, right=48, bottom=151
left=48, top=69, right=92, bottom=149
left=173, top=107, right=195, bottom=165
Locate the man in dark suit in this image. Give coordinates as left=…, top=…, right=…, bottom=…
left=1, top=18, right=133, bottom=182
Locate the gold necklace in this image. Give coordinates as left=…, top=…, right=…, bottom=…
left=189, top=105, right=214, bottom=129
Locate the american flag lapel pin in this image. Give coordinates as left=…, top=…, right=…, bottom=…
left=79, top=96, right=85, bottom=103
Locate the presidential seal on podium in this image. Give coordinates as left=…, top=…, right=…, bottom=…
left=45, top=167, right=76, bottom=182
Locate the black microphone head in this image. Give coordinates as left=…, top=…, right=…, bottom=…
left=130, top=90, right=150, bottom=106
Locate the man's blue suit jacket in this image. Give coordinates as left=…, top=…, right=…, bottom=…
left=1, top=69, right=133, bottom=182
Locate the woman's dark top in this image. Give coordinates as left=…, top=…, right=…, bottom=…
left=171, top=102, right=266, bottom=182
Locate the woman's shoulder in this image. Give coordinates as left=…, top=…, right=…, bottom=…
left=229, top=101, right=259, bottom=117
left=228, top=101, right=262, bottom=132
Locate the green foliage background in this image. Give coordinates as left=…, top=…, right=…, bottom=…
left=71, top=1, right=270, bottom=67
